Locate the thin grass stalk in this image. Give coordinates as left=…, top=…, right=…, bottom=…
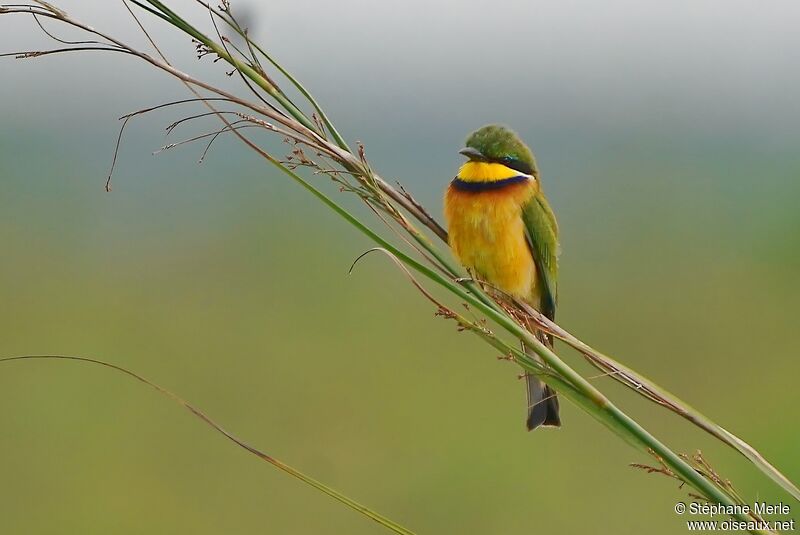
left=133, top=1, right=450, bottom=241
left=131, top=0, right=323, bottom=137
left=0, top=355, right=416, bottom=535
left=191, top=0, right=352, bottom=152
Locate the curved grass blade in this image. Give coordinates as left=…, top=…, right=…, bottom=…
left=0, top=355, right=417, bottom=535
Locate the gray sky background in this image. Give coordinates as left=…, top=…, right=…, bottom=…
left=3, top=0, right=800, bottom=137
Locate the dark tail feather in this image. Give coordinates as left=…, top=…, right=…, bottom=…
left=525, top=373, right=561, bottom=430
left=524, top=334, right=561, bottom=430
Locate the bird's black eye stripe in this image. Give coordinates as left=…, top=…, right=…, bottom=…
left=496, top=156, right=533, bottom=176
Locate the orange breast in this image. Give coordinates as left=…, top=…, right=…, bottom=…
left=444, top=181, right=539, bottom=300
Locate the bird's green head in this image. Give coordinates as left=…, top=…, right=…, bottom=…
left=459, top=125, right=538, bottom=178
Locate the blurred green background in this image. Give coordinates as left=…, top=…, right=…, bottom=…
left=1, top=1, right=798, bottom=533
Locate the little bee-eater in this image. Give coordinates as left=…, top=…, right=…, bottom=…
left=444, top=125, right=561, bottom=430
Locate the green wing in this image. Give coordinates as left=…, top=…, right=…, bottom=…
left=521, top=193, right=560, bottom=320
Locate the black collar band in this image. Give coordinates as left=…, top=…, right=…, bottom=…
left=451, top=175, right=529, bottom=192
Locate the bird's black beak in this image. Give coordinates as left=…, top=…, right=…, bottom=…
left=459, top=147, right=486, bottom=161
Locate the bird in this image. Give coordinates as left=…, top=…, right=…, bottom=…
left=444, top=124, right=561, bottom=430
